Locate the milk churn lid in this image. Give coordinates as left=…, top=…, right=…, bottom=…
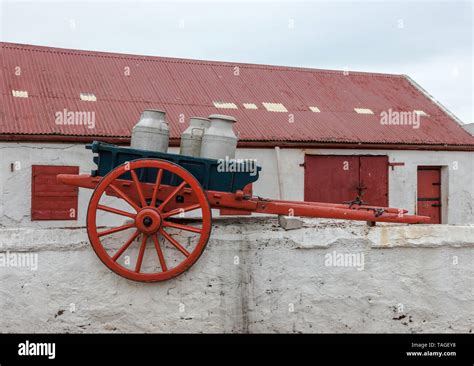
left=144, top=109, right=166, bottom=114
left=189, top=117, right=211, bottom=122
left=208, top=114, right=237, bottom=123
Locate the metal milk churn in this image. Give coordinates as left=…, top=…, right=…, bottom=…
left=130, top=109, right=170, bottom=153
left=200, top=114, right=238, bottom=159
left=179, top=117, right=211, bottom=157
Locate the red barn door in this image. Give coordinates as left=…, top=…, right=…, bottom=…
left=304, top=155, right=388, bottom=206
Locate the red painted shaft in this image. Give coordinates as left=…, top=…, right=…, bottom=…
left=57, top=174, right=430, bottom=224
left=251, top=200, right=428, bottom=224
left=266, top=198, right=408, bottom=215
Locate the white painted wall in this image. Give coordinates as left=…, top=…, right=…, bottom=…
left=1, top=220, right=473, bottom=333
left=0, top=143, right=95, bottom=228
left=463, top=123, right=474, bottom=135
left=0, top=142, right=472, bottom=227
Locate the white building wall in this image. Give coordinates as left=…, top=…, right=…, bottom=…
left=0, top=143, right=96, bottom=228
left=0, top=142, right=473, bottom=227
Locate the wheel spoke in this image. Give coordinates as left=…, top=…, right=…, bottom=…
left=98, top=222, right=135, bottom=237
left=162, top=203, right=201, bottom=219
left=130, top=169, right=146, bottom=208
left=151, top=169, right=164, bottom=207
left=158, top=181, right=186, bottom=211
left=109, top=183, right=140, bottom=212
left=98, top=204, right=136, bottom=219
left=112, top=230, right=140, bottom=261
left=160, top=229, right=190, bottom=257
left=135, top=234, right=148, bottom=273
left=162, top=220, right=202, bottom=234
left=152, top=234, right=168, bottom=272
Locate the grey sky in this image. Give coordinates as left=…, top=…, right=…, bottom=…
left=1, top=0, right=472, bottom=122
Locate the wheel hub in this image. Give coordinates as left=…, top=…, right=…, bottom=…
left=135, top=208, right=162, bottom=234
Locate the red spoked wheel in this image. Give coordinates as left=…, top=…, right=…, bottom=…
left=86, top=159, right=212, bottom=282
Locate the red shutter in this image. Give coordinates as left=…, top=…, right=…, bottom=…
left=31, top=165, right=79, bottom=220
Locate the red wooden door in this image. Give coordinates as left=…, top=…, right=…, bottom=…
left=304, top=155, right=388, bottom=206
left=304, top=155, right=359, bottom=204
left=359, top=156, right=389, bottom=206
left=417, top=166, right=441, bottom=224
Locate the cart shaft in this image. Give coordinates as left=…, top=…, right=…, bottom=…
left=57, top=174, right=430, bottom=224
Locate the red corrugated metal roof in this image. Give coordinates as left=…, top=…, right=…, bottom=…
left=1, top=42, right=474, bottom=147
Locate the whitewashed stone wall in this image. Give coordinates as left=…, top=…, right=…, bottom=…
left=1, top=219, right=473, bottom=333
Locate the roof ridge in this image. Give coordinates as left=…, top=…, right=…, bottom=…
left=0, top=41, right=404, bottom=78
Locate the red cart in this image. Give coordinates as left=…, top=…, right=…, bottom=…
left=58, top=142, right=429, bottom=282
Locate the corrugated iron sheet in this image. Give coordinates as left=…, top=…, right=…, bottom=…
left=1, top=42, right=473, bottom=146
